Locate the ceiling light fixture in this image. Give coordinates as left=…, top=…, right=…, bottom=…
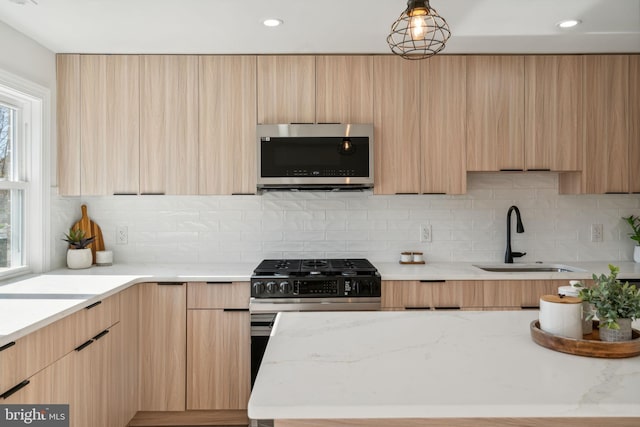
left=557, top=19, right=581, bottom=29
left=387, top=0, right=450, bottom=60
left=263, top=18, right=283, bottom=27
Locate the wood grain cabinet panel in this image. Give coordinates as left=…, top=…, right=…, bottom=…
left=138, top=282, right=186, bottom=411
left=520, top=280, right=566, bottom=309
left=56, top=54, right=81, bottom=196
left=199, top=56, right=257, bottom=195
left=482, top=281, right=522, bottom=310
left=420, top=55, right=467, bottom=194
left=257, top=56, right=316, bottom=124
left=80, top=55, right=140, bottom=195
left=630, top=55, right=640, bottom=194
left=316, top=56, right=374, bottom=124
left=373, top=56, right=421, bottom=195
left=525, top=55, right=583, bottom=172
left=467, top=56, right=525, bottom=172
left=187, top=309, right=250, bottom=410
left=113, top=285, right=139, bottom=426
left=140, top=55, right=199, bottom=195
left=583, top=55, right=629, bottom=194
left=432, top=281, right=483, bottom=310
left=187, top=281, right=250, bottom=309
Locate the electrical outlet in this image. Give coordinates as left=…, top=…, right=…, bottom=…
left=116, top=225, right=128, bottom=245
left=420, top=224, right=432, bottom=243
left=591, top=224, right=603, bottom=242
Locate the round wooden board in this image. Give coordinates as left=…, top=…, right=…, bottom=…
left=530, top=320, right=640, bottom=358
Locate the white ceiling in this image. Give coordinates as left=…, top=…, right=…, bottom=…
left=0, top=0, right=639, bottom=54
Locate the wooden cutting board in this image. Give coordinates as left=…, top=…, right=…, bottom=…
left=71, top=204, right=105, bottom=264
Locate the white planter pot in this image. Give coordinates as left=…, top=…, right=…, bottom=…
left=634, top=245, right=640, bottom=263
left=67, top=248, right=92, bottom=269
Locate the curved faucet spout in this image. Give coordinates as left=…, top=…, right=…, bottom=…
left=505, top=205, right=526, bottom=263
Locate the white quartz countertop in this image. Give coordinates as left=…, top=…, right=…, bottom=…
left=248, top=310, right=640, bottom=420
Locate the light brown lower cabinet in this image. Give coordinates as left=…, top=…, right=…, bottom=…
left=138, top=282, right=187, bottom=411
left=187, top=309, right=250, bottom=410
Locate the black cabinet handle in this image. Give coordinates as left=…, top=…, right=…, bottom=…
left=85, top=301, right=102, bottom=310
left=231, top=193, right=256, bottom=196
left=206, top=281, right=232, bottom=285
left=499, top=169, right=524, bottom=172
left=404, top=307, right=431, bottom=310
left=113, top=192, right=137, bottom=195
left=605, top=192, right=627, bottom=194
left=422, top=193, right=446, bottom=195
left=0, top=341, right=15, bottom=352
left=157, top=282, right=184, bottom=286
left=75, top=339, right=94, bottom=352
left=1, top=380, right=30, bottom=399
left=141, top=192, right=165, bottom=195
left=395, top=192, right=419, bottom=195
left=521, top=306, right=540, bottom=310
left=419, top=280, right=446, bottom=283
left=92, top=329, right=110, bottom=341
left=434, top=306, right=461, bottom=310
left=223, top=308, right=250, bottom=312
left=527, top=168, right=551, bottom=172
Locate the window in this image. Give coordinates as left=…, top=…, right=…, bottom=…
left=0, top=70, right=50, bottom=279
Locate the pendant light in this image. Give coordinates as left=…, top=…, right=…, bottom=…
left=387, top=0, right=451, bottom=60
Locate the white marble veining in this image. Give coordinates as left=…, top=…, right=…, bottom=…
left=249, top=311, right=640, bottom=420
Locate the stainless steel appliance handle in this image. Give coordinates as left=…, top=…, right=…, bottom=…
left=249, top=298, right=381, bottom=313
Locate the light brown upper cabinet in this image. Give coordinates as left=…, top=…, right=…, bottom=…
left=629, top=55, right=640, bottom=194
left=583, top=55, right=629, bottom=194
left=467, top=56, right=525, bottom=172
left=524, top=56, right=583, bottom=172
left=373, top=56, right=421, bottom=194
left=316, top=56, right=374, bottom=124
left=420, top=55, right=467, bottom=194
left=257, top=56, right=316, bottom=124
left=57, top=54, right=140, bottom=196
left=140, top=55, right=199, bottom=195
left=199, top=56, right=257, bottom=195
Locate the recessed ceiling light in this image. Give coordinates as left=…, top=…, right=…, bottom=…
left=263, top=19, right=283, bottom=28
left=557, top=19, right=581, bottom=29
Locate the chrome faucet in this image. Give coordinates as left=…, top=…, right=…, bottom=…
left=505, top=205, right=526, bottom=263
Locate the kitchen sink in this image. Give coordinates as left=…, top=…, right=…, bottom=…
left=473, top=263, right=586, bottom=273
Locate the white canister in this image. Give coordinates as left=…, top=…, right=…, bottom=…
left=558, top=283, right=592, bottom=335
left=96, top=250, right=113, bottom=266
left=400, top=252, right=413, bottom=263
left=539, top=295, right=583, bottom=339
left=412, top=252, right=424, bottom=263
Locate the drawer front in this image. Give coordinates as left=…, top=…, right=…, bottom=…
left=187, top=282, right=250, bottom=309
left=75, top=293, right=120, bottom=345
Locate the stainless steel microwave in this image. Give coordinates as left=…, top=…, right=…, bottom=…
left=256, top=124, right=374, bottom=190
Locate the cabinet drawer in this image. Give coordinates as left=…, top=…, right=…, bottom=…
left=75, top=293, right=120, bottom=345
left=187, top=282, right=250, bottom=309
left=381, top=281, right=432, bottom=310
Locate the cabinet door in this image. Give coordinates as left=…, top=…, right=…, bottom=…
left=400, top=281, right=433, bottom=309
left=584, top=55, right=629, bottom=194
left=80, top=55, right=140, bottom=195
left=373, top=56, right=421, bottom=194
left=257, top=56, right=316, bottom=124
left=525, top=55, right=583, bottom=172
left=187, top=281, right=250, bottom=309
left=432, top=281, right=483, bottom=310
left=140, top=55, right=199, bottom=195
left=467, top=56, right=525, bottom=171
left=520, top=280, right=565, bottom=309
left=199, top=56, right=257, bottom=195
left=56, top=54, right=81, bottom=196
left=316, top=56, right=374, bottom=123
left=138, top=282, right=186, bottom=411
left=482, top=281, right=522, bottom=310
left=420, top=55, right=467, bottom=194
left=630, top=55, right=640, bottom=194
left=187, top=309, right=250, bottom=410
left=381, top=281, right=406, bottom=310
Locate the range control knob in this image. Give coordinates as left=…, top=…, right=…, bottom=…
left=266, top=281, right=277, bottom=294
left=252, top=281, right=264, bottom=295
left=279, top=281, right=292, bottom=294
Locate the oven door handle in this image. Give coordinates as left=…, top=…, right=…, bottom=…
left=249, top=299, right=381, bottom=313
left=250, top=326, right=273, bottom=337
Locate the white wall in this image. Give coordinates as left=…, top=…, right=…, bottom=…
left=50, top=173, right=640, bottom=268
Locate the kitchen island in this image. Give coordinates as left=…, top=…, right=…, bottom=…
left=248, top=311, right=640, bottom=427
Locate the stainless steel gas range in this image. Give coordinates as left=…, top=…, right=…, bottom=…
left=249, top=258, right=381, bottom=386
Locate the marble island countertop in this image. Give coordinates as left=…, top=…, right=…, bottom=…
left=1, top=260, right=639, bottom=347
left=248, top=310, right=640, bottom=423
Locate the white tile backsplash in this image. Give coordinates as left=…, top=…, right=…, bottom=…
left=50, top=173, right=640, bottom=268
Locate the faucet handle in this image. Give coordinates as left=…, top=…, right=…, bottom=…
left=512, top=252, right=527, bottom=258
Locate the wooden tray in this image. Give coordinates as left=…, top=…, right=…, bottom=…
left=399, top=261, right=426, bottom=265
left=530, top=320, right=640, bottom=358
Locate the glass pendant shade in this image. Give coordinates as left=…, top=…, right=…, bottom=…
left=387, top=0, right=451, bottom=60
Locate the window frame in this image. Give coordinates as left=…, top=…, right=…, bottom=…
left=0, top=68, right=51, bottom=280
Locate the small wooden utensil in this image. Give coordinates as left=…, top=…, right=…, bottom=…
left=71, top=204, right=105, bottom=264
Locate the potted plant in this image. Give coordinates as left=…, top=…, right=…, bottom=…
left=578, top=264, right=640, bottom=342
left=623, top=215, right=640, bottom=263
left=63, top=229, right=95, bottom=269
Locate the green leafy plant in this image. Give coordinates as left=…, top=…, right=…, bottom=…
left=623, top=215, right=640, bottom=245
left=63, top=229, right=95, bottom=249
left=577, top=264, right=640, bottom=329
